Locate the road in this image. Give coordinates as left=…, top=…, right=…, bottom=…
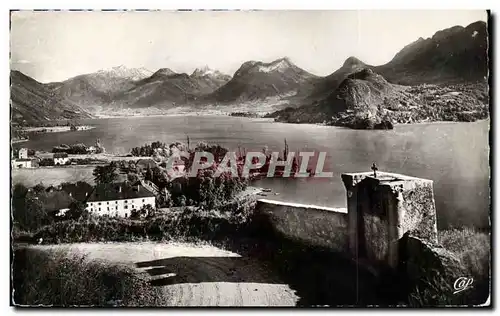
left=34, top=242, right=299, bottom=307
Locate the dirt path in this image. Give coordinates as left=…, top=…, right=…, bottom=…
left=35, top=242, right=298, bottom=307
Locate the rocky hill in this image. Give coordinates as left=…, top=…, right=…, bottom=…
left=302, top=21, right=488, bottom=107
left=269, top=68, right=489, bottom=129
left=304, top=56, right=368, bottom=104
left=10, top=70, right=93, bottom=125
left=205, top=57, right=318, bottom=103
left=269, top=21, right=489, bottom=129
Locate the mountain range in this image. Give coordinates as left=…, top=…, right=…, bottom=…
left=269, top=20, right=489, bottom=128
left=10, top=20, right=488, bottom=125
left=10, top=70, right=93, bottom=125
left=203, top=57, right=318, bottom=104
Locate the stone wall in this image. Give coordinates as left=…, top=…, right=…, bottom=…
left=254, top=199, right=349, bottom=253
left=400, top=183, right=439, bottom=242
left=342, top=172, right=438, bottom=269
left=399, top=232, right=465, bottom=285
left=254, top=171, right=439, bottom=273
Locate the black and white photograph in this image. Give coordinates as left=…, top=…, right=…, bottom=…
left=9, top=9, right=491, bottom=307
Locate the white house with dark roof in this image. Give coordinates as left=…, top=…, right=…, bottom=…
left=18, top=148, right=28, bottom=159
left=11, top=148, right=37, bottom=168
left=85, top=182, right=156, bottom=217
left=41, top=182, right=94, bottom=217
left=38, top=190, right=76, bottom=217
left=11, top=158, right=35, bottom=169
left=53, top=152, right=69, bottom=165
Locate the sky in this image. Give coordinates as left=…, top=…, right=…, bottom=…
left=10, top=10, right=488, bottom=83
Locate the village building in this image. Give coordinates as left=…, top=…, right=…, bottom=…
left=86, top=146, right=97, bottom=154
left=38, top=190, right=76, bottom=217
left=53, top=152, right=69, bottom=165
left=42, top=182, right=94, bottom=217
left=85, top=182, right=156, bottom=217
left=18, top=148, right=28, bottom=159
left=86, top=139, right=105, bottom=154
left=60, top=181, right=94, bottom=202
left=11, top=158, right=37, bottom=169
left=11, top=147, right=38, bottom=169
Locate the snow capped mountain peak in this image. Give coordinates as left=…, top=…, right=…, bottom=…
left=97, top=65, right=153, bottom=80
left=192, top=66, right=221, bottom=77
left=110, top=65, right=128, bottom=71
left=233, top=57, right=310, bottom=79
left=257, top=58, right=292, bottom=72
left=191, top=66, right=231, bottom=82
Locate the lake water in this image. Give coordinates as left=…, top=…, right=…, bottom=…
left=15, top=115, right=490, bottom=229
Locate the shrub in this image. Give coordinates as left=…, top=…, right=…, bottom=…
left=439, top=227, right=490, bottom=280
left=31, top=198, right=257, bottom=244
left=39, top=158, right=54, bottom=167
left=407, top=227, right=491, bottom=306
left=407, top=270, right=455, bottom=306
left=12, top=247, right=163, bottom=306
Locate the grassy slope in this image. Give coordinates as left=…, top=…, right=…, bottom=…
left=270, top=69, right=489, bottom=127
left=407, top=227, right=490, bottom=306
left=12, top=247, right=164, bottom=306
left=10, top=71, right=92, bottom=125
left=439, top=227, right=490, bottom=281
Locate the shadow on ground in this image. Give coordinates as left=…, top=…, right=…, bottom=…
left=136, top=256, right=282, bottom=287
left=221, top=235, right=400, bottom=306
left=135, top=222, right=404, bottom=306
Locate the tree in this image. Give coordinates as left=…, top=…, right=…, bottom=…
left=291, top=156, right=299, bottom=175
left=131, top=147, right=140, bottom=157
left=127, top=172, right=140, bottom=183
left=141, top=204, right=155, bottom=218
left=68, top=143, right=88, bottom=154
left=65, top=201, right=87, bottom=220
left=176, top=195, right=187, bottom=207
left=33, top=183, right=46, bottom=194
left=152, top=166, right=168, bottom=188
left=93, top=162, right=118, bottom=184
left=39, top=158, right=54, bottom=166
left=13, top=194, right=50, bottom=231
left=12, top=184, right=28, bottom=223
left=145, top=166, right=153, bottom=182
left=95, top=146, right=104, bottom=154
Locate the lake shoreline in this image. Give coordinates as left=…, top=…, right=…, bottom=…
left=88, top=112, right=490, bottom=129
left=20, top=125, right=95, bottom=133
left=12, top=115, right=488, bottom=230
left=12, top=139, right=29, bottom=144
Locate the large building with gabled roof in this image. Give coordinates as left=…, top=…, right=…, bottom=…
left=85, top=181, right=156, bottom=217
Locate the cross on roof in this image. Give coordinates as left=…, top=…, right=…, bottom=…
left=371, top=163, right=378, bottom=178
